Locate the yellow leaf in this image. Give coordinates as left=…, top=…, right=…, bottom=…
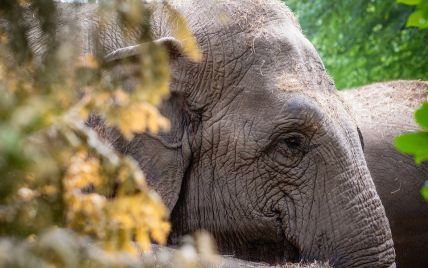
left=150, top=222, right=170, bottom=245
left=165, top=3, right=202, bottom=62
left=136, top=228, right=151, bottom=252
left=80, top=54, right=99, bottom=69
left=113, top=90, right=130, bottom=106
left=41, top=185, right=58, bottom=196
left=123, top=241, right=138, bottom=256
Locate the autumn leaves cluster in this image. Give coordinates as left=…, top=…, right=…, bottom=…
left=0, top=0, right=200, bottom=265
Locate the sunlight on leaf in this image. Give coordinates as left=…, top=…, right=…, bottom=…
left=397, top=0, right=421, bottom=5
left=415, top=102, right=428, bottom=129
left=406, top=10, right=428, bottom=28
left=395, top=132, right=428, bottom=164
left=421, top=181, right=428, bottom=201
left=164, top=3, right=202, bottom=62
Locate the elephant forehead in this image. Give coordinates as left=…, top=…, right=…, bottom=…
left=167, top=0, right=302, bottom=46
left=196, top=4, right=333, bottom=93
left=171, top=0, right=299, bottom=27
left=157, top=0, right=317, bottom=70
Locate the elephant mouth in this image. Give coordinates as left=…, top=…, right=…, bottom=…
left=237, top=214, right=301, bottom=264
left=281, top=237, right=301, bottom=263
left=275, top=215, right=301, bottom=264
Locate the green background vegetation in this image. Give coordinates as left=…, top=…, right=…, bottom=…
left=285, top=0, right=428, bottom=89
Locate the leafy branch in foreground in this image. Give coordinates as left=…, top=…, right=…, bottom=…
left=395, top=102, right=428, bottom=200
left=0, top=0, right=202, bottom=266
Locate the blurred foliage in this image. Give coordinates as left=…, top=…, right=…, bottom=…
left=285, top=0, right=428, bottom=89
left=395, top=102, right=428, bottom=201
left=0, top=0, right=208, bottom=266
left=0, top=228, right=220, bottom=268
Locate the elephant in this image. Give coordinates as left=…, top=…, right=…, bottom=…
left=340, top=80, right=428, bottom=268
left=13, top=0, right=396, bottom=267
left=88, top=1, right=397, bottom=266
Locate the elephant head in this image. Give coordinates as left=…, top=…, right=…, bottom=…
left=88, top=0, right=395, bottom=267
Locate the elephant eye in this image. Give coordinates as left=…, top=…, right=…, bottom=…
left=278, top=133, right=306, bottom=152
left=281, top=135, right=302, bottom=150
left=266, top=132, right=308, bottom=167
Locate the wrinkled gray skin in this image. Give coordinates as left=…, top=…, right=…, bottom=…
left=18, top=1, right=396, bottom=267
left=341, top=80, right=428, bottom=268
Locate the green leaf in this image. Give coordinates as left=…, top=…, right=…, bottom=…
left=421, top=181, right=428, bottom=201
left=406, top=10, right=428, bottom=28
left=395, top=132, right=428, bottom=164
left=415, top=102, right=428, bottom=129
left=397, top=0, right=421, bottom=5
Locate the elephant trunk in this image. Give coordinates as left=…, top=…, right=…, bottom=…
left=283, top=160, right=395, bottom=267
left=328, top=187, right=395, bottom=267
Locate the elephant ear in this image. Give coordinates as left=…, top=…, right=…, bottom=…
left=123, top=93, right=191, bottom=212
left=97, top=37, right=192, bottom=212
left=104, top=37, right=186, bottom=92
